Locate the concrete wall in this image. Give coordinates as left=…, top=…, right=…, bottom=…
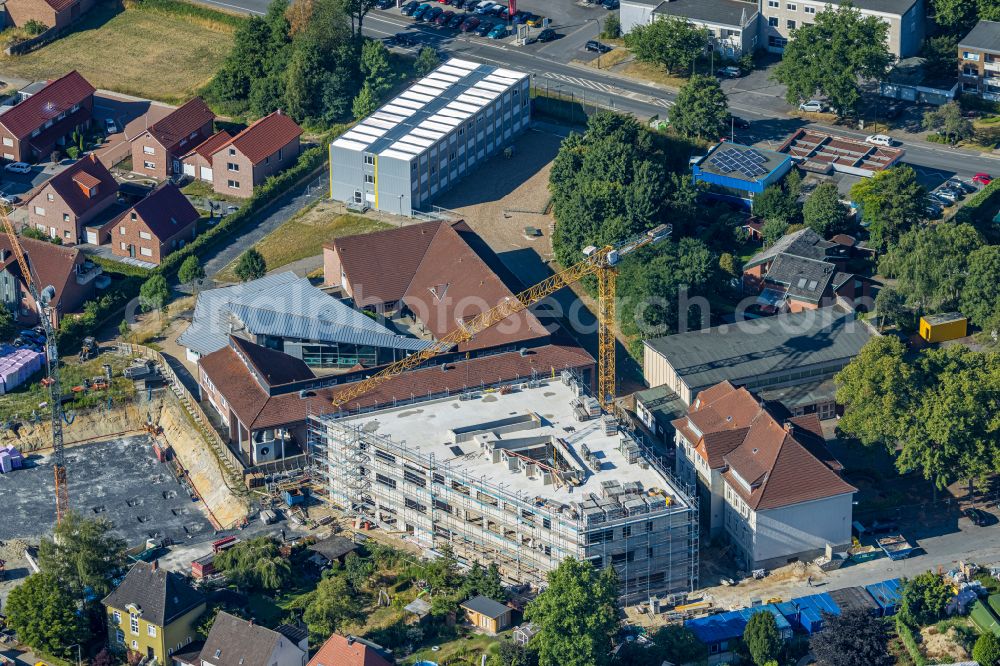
left=620, top=0, right=656, bottom=34
left=752, top=493, right=853, bottom=567
left=643, top=342, right=693, bottom=405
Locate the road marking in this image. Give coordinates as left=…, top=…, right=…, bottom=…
left=191, top=0, right=264, bottom=14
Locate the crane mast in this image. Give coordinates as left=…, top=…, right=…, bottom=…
left=1, top=208, right=68, bottom=522
left=331, top=223, right=671, bottom=411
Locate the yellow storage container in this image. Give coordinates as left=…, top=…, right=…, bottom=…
left=919, top=312, right=967, bottom=343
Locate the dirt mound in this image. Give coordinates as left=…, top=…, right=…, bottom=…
left=920, top=625, right=969, bottom=662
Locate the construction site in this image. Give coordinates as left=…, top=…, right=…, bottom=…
left=310, top=372, right=700, bottom=605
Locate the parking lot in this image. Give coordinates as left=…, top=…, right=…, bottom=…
left=371, top=0, right=611, bottom=64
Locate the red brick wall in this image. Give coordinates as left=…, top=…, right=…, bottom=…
left=26, top=182, right=115, bottom=245
left=110, top=210, right=197, bottom=265
left=5, top=0, right=59, bottom=30
left=131, top=134, right=169, bottom=181
left=211, top=136, right=300, bottom=199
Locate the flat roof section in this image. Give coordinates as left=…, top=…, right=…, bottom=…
left=694, top=142, right=789, bottom=184
left=778, top=129, right=904, bottom=176
left=337, top=379, right=691, bottom=510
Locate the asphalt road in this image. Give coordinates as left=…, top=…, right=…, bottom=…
left=189, top=0, right=1000, bottom=182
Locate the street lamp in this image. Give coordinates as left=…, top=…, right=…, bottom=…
left=397, top=194, right=404, bottom=226
left=67, top=643, right=82, bottom=666
left=590, top=18, right=602, bottom=68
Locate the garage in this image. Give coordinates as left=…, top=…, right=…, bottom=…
left=183, top=163, right=195, bottom=177
left=86, top=229, right=98, bottom=244
left=200, top=166, right=213, bottom=181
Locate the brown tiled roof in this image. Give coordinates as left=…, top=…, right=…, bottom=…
left=126, top=182, right=199, bottom=241
left=231, top=336, right=314, bottom=386
left=0, top=234, right=83, bottom=308
left=142, top=97, right=214, bottom=154
left=187, top=130, right=233, bottom=160
left=33, top=154, right=117, bottom=216
left=72, top=170, right=100, bottom=190
left=199, top=342, right=595, bottom=431
left=0, top=70, right=94, bottom=139
left=43, top=0, right=79, bottom=12
left=212, top=110, right=301, bottom=165
left=328, top=220, right=548, bottom=352
left=201, top=612, right=293, bottom=666
left=308, top=633, right=393, bottom=666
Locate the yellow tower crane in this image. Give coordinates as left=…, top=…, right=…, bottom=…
left=332, top=223, right=672, bottom=411
left=1, top=207, right=69, bottom=522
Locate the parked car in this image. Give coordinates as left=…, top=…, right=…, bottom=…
left=0, top=192, right=19, bottom=205
left=447, top=11, right=466, bottom=26
left=411, top=2, right=430, bottom=17
left=390, top=31, right=417, bottom=46
left=973, top=172, right=993, bottom=186
left=923, top=202, right=943, bottom=218
left=537, top=27, right=557, bottom=41
left=928, top=192, right=953, bottom=206
left=716, top=66, right=742, bottom=78
left=460, top=15, right=481, bottom=31
left=883, top=102, right=904, bottom=119
left=4, top=162, right=30, bottom=174
left=798, top=100, right=824, bottom=112
left=585, top=40, right=612, bottom=53
left=376, top=0, right=395, bottom=8
left=511, top=9, right=530, bottom=23
left=526, top=14, right=544, bottom=26
left=422, top=6, right=443, bottom=21
left=934, top=188, right=960, bottom=203
left=865, top=134, right=894, bottom=147
left=964, top=507, right=994, bottom=527
left=475, top=1, right=495, bottom=13
left=487, top=23, right=507, bottom=38
left=602, top=0, right=619, bottom=8
left=436, top=9, right=454, bottom=23
left=104, top=117, right=118, bottom=134
left=461, top=0, right=480, bottom=8
left=731, top=116, right=751, bottom=129
left=947, top=177, right=976, bottom=193
left=475, top=19, right=494, bottom=35
left=401, top=0, right=420, bottom=14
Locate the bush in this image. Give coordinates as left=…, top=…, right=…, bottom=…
left=895, top=616, right=928, bottom=666
left=22, top=19, right=48, bottom=35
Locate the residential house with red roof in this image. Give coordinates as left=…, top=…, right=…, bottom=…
left=4, top=0, right=95, bottom=31
left=25, top=153, right=118, bottom=244
left=308, top=633, right=394, bottom=666
left=108, top=182, right=199, bottom=265
left=0, top=70, right=94, bottom=163
left=0, top=233, right=101, bottom=327
left=130, top=97, right=214, bottom=181
left=209, top=110, right=301, bottom=198
left=672, top=381, right=856, bottom=569
left=179, top=129, right=231, bottom=184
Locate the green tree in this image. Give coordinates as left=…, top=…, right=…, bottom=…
left=346, top=0, right=380, bottom=39
left=921, top=35, right=960, bottom=79
left=524, top=558, right=619, bottom=666
left=719, top=252, right=738, bottom=278
left=489, top=639, right=539, bottom=666
left=874, top=286, right=907, bottom=330
left=214, top=537, right=291, bottom=591
left=37, top=511, right=126, bottom=598
left=849, top=166, right=925, bottom=251
left=654, top=624, right=708, bottom=664
left=360, top=38, right=393, bottom=96
left=974, top=633, right=1000, bottom=666
left=343, top=552, right=375, bottom=591
left=761, top=218, right=790, bottom=246
left=744, top=611, right=782, bottom=665
left=6, top=573, right=87, bottom=656
left=303, top=574, right=359, bottom=643
left=211, top=16, right=276, bottom=113
left=773, top=4, right=892, bottom=115
left=178, top=255, right=205, bottom=285
left=960, top=244, right=1000, bottom=330
left=900, top=572, right=952, bottom=626
left=669, top=74, right=730, bottom=140
left=118, top=318, right=131, bottom=341
left=601, top=14, right=621, bottom=39
left=803, top=182, right=850, bottom=237
left=810, top=608, right=892, bottom=666
left=415, top=46, right=440, bottom=76
left=922, top=102, right=974, bottom=144
left=139, top=274, right=170, bottom=312
left=234, top=248, right=267, bottom=282
left=353, top=81, right=379, bottom=120
left=929, top=0, right=1000, bottom=35
left=753, top=184, right=801, bottom=227
left=624, top=16, right=709, bottom=74
left=878, top=223, right=982, bottom=312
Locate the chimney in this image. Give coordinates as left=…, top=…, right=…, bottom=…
left=150, top=559, right=158, bottom=570
left=783, top=421, right=792, bottom=433
left=347, top=636, right=355, bottom=646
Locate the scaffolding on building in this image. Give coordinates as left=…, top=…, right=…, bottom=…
left=309, top=374, right=699, bottom=604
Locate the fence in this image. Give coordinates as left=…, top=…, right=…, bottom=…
left=531, top=85, right=610, bottom=126
left=115, top=342, right=247, bottom=494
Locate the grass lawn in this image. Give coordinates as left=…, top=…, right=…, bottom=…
left=0, top=2, right=235, bottom=104
left=182, top=179, right=244, bottom=204
left=409, top=632, right=500, bottom=665
left=216, top=202, right=389, bottom=281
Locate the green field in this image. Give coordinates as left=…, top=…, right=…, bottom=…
left=0, top=1, right=236, bottom=104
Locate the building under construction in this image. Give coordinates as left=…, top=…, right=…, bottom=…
left=310, top=373, right=699, bottom=603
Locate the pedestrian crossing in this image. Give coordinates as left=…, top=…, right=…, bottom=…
left=538, top=71, right=673, bottom=109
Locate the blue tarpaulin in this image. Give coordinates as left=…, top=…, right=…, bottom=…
left=865, top=578, right=903, bottom=616
left=782, top=593, right=841, bottom=633
left=686, top=604, right=792, bottom=646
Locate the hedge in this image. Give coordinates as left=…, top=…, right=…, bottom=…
left=91, top=255, right=153, bottom=279
left=955, top=179, right=1000, bottom=227
left=57, top=276, right=143, bottom=350
left=895, top=616, right=928, bottom=666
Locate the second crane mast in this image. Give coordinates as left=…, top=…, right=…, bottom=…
left=331, top=224, right=672, bottom=411
left=1, top=208, right=69, bottom=522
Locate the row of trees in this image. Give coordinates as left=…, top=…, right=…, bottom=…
left=209, top=0, right=388, bottom=126
left=877, top=222, right=1000, bottom=331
